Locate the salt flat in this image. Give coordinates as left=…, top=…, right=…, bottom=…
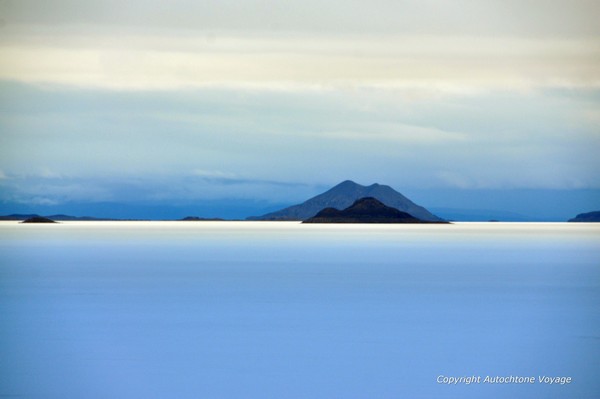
left=1, top=222, right=598, bottom=398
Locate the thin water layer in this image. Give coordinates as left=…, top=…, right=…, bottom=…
left=0, top=222, right=598, bottom=398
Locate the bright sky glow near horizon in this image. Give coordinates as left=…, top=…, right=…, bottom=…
left=0, top=0, right=599, bottom=217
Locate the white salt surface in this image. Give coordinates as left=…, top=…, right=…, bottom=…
left=0, top=222, right=599, bottom=398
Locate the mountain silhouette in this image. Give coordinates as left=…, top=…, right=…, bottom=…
left=248, top=180, right=443, bottom=221
left=568, top=211, right=600, bottom=222
left=303, top=197, right=437, bottom=223
left=21, top=216, right=57, bottom=223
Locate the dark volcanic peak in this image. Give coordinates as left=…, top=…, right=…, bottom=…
left=249, top=180, right=444, bottom=222
left=180, top=216, right=225, bottom=221
left=303, top=197, right=446, bottom=224
left=1, top=214, right=117, bottom=221
left=21, top=216, right=57, bottom=224
left=568, top=211, right=600, bottom=222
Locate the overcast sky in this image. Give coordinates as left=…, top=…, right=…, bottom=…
left=1, top=0, right=599, bottom=211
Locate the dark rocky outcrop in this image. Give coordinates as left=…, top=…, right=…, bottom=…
left=21, top=216, right=57, bottom=223
left=180, top=216, right=224, bottom=221
left=568, top=211, right=600, bottom=222
left=249, top=180, right=444, bottom=222
left=1, top=214, right=108, bottom=221
left=303, top=197, right=448, bottom=224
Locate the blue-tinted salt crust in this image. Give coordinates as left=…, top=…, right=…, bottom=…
left=0, top=222, right=599, bottom=398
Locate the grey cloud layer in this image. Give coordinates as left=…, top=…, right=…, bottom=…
left=1, top=1, right=598, bottom=90
left=1, top=1, right=598, bottom=207
left=3, top=0, right=600, bottom=37
left=1, top=83, right=598, bottom=201
left=1, top=31, right=598, bottom=90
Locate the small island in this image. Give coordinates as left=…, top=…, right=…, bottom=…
left=21, top=216, right=57, bottom=224
left=568, top=211, right=600, bottom=222
left=180, top=216, right=225, bottom=221
left=303, top=197, right=449, bottom=224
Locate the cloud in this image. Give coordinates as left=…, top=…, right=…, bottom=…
left=0, top=29, right=598, bottom=91
left=21, top=197, right=60, bottom=206
left=191, top=169, right=237, bottom=179
left=436, top=171, right=473, bottom=189
left=1, top=81, right=599, bottom=192
left=2, top=1, right=598, bottom=92
left=2, top=0, right=599, bottom=37
left=38, top=167, right=62, bottom=179
left=0, top=1, right=598, bottom=214
left=313, top=124, right=467, bottom=144
left=0, top=172, right=325, bottom=207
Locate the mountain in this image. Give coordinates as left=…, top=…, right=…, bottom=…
left=248, top=180, right=444, bottom=221
left=180, top=216, right=225, bottom=221
left=568, top=211, right=600, bottom=222
left=0, top=214, right=110, bottom=221
left=21, top=216, right=57, bottom=223
left=0, top=214, right=40, bottom=221
left=303, top=197, right=440, bottom=223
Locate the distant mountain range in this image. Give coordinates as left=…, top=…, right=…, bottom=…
left=248, top=180, right=444, bottom=222
left=0, top=214, right=229, bottom=222
left=0, top=214, right=112, bottom=221
left=1, top=186, right=596, bottom=223
left=180, top=216, right=225, bottom=221
left=568, top=211, right=600, bottom=222
left=303, top=197, right=447, bottom=224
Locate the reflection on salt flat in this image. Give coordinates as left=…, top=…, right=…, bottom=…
left=0, top=222, right=599, bottom=398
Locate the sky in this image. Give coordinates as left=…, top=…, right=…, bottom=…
left=0, top=0, right=599, bottom=219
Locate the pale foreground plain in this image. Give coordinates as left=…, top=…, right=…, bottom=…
left=1, top=222, right=599, bottom=398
